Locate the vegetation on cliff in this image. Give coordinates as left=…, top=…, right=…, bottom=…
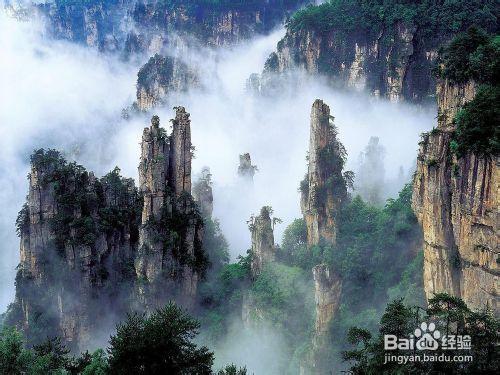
left=281, top=183, right=424, bottom=370
left=288, top=0, right=498, bottom=37
left=438, top=27, right=500, bottom=157
left=454, top=84, right=500, bottom=156
left=27, top=149, right=143, bottom=253
left=438, top=27, right=499, bottom=84
left=145, top=192, right=209, bottom=275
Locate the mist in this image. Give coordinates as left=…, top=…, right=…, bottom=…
left=0, top=10, right=138, bottom=312
left=0, top=7, right=435, bottom=329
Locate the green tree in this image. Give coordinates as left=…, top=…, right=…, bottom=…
left=216, top=363, right=247, bottom=375
left=108, top=302, right=213, bottom=374
left=454, top=84, right=500, bottom=157
left=0, top=327, right=32, bottom=374
left=344, top=294, right=500, bottom=373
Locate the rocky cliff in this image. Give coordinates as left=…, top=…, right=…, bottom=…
left=299, top=99, right=351, bottom=373
left=193, top=166, right=213, bottom=218
left=301, top=264, right=342, bottom=375
left=8, top=109, right=206, bottom=350
left=135, top=54, right=199, bottom=111
left=265, top=21, right=432, bottom=102
left=260, top=1, right=497, bottom=103
left=136, top=109, right=204, bottom=309
left=18, top=0, right=305, bottom=53
left=300, top=99, right=348, bottom=247
left=10, top=150, right=141, bottom=351
left=412, top=79, right=499, bottom=313
left=237, top=152, right=258, bottom=182
left=249, top=206, right=276, bottom=278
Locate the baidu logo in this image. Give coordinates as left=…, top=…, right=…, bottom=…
left=414, top=322, right=440, bottom=350
left=384, top=321, right=471, bottom=351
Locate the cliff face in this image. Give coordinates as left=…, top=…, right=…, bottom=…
left=135, top=54, right=199, bottom=111
left=299, top=99, right=349, bottom=373
left=193, top=167, right=213, bottom=218
left=31, top=0, right=132, bottom=52
left=249, top=206, right=276, bottom=278
left=25, top=0, right=304, bottom=53
left=301, top=264, right=342, bottom=375
left=12, top=151, right=141, bottom=351
left=412, top=79, right=499, bottom=313
left=136, top=109, right=203, bottom=308
left=312, top=264, right=342, bottom=336
left=237, top=152, right=257, bottom=182
left=300, top=99, right=347, bottom=247
left=9, top=109, right=205, bottom=350
left=264, top=21, right=435, bottom=103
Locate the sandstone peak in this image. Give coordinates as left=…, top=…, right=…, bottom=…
left=249, top=206, right=276, bottom=278
left=301, top=99, right=350, bottom=247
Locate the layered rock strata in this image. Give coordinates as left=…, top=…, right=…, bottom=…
left=412, top=79, right=499, bottom=313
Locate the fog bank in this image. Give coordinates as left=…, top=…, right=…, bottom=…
left=0, top=10, right=435, bottom=314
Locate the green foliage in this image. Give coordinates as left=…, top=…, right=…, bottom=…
left=146, top=192, right=209, bottom=276
left=198, top=254, right=251, bottom=342
left=216, top=363, right=247, bottom=375
left=264, top=52, right=279, bottom=72
left=248, top=263, right=315, bottom=371
left=426, top=158, right=439, bottom=167
left=0, top=327, right=103, bottom=374
left=2, top=303, right=224, bottom=374
left=439, top=27, right=499, bottom=84
left=32, top=337, right=70, bottom=371
left=202, top=217, right=230, bottom=273
left=453, top=84, right=500, bottom=157
left=288, top=0, right=498, bottom=38
left=15, top=203, right=29, bottom=237
left=387, top=250, right=426, bottom=307
left=80, top=350, right=109, bottom=375
left=312, top=121, right=351, bottom=210
left=279, top=218, right=309, bottom=264
left=137, top=54, right=174, bottom=88
left=0, top=327, right=31, bottom=374
left=283, top=184, right=423, bottom=311
left=344, top=294, right=500, bottom=373
left=25, top=150, right=143, bottom=255
left=331, top=184, right=421, bottom=294
left=108, top=302, right=213, bottom=374
left=99, top=167, right=142, bottom=240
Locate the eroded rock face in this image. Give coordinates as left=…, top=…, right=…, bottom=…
left=170, top=106, right=193, bottom=196
left=9, top=110, right=205, bottom=350
left=313, top=264, right=342, bottom=336
left=20, top=0, right=305, bottom=53
left=238, top=153, right=258, bottom=182
left=263, top=21, right=436, bottom=103
left=193, top=167, right=213, bottom=218
left=299, top=99, right=349, bottom=373
left=301, top=264, right=342, bottom=374
left=12, top=151, right=140, bottom=352
left=300, top=99, right=347, bottom=247
left=412, top=79, right=499, bottom=313
left=136, top=110, right=202, bottom=308
left=135, top=54, right=199, bottom=111
left=249, top=207, right=276, bottom=278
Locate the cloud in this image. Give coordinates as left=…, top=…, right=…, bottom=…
left=0, top=10, right=138, bottom=312
left=0, top=9, right=435, bottom=315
